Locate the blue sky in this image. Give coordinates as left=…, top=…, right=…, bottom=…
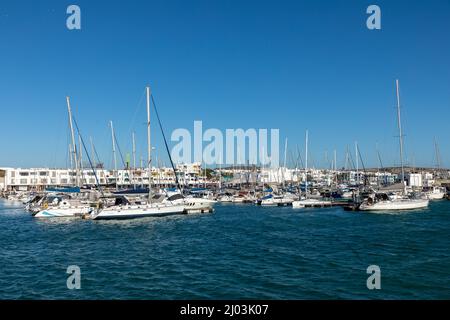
left=0, top=0, right=449, bottom=169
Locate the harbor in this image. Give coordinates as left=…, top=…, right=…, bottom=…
left=1, top=0, right=450, bottom=304
left=1, top=83, right=449, bottom=217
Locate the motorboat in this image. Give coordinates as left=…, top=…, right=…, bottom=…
left=358, top=193, right=429, bottom=211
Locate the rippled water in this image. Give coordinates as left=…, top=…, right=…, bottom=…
left=0, top=199, right=449, bottom=299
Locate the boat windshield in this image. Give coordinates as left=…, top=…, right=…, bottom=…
left=167, top=194, right=184, bottom=201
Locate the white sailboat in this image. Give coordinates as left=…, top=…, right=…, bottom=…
left=91, top=86, right=185, bottom=220
left=293, top=130, right=331, bottom=208
left=35, top=97, right=94, bottom=218
left=359, top=80, right=429, bottom=211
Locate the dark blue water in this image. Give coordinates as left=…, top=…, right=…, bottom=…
left=0, top=199, right=449, bottom=299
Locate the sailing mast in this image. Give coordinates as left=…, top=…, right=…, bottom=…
left=355, top=141, right=359, bottom=185
left=90, top=137, right=96, bottom=168
left=434, top=137, right=441, bottom=171
left=66, top=96, right=79, bottom=187
left=283, top=138, right=288, bottom=188
left=395, top=79, right=405, bottom=189
left=305, top=130, right=308, bottom=197
left=69, top=143, right=73, bottom=170
left=146, top=86, right=153, bottom=203
left=110, top=120, right=118, bottom=190
left=132, top=132, right=136, bottom=188
left=132, top=132, right=136, bottom=170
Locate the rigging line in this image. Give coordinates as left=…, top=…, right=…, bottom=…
left=347, top=146, right=356, bottom=171
left=72, top=116, right=105, bottom=198
left=127, top=88, right=146, bottom=137
left=357, top=145, right=368, bottom=186
left=296, top=145, right=304, bottom=169
left=150, top=94, right=182, bottom=191
left=113, top=131, right=127, bottom=168
left=92, top=142, right=102, bottom=168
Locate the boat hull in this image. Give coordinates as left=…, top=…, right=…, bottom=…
left=292, top=199, right=332, bottom=208
left=92, top=204, right=185, bottom=220
left=359, top=199, right=429, bottom=211
left=34, top=207, right=93, bottom=218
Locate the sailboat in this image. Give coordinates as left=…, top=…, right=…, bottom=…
left=292, top=130, right=332, bottom=208
left=91, top=86, right=185, bottom=220
left=359, top=80, right=429, bottom=211
left=34, top=97, right=95, bottom=218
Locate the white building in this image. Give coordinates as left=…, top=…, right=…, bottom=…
left=0, top=163, right=207, bottom=191
left=408, top=173, right=423, bottom=187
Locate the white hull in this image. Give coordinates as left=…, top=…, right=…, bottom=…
left=260, top=198, right=277, bottom=206
left=218, top=196, right=233, bottom=203
left=35, top=206, right=93, bottom=218
left=359, top=199, right=429, bottom=211
left=92, top=203, right=185, bottom=220
left=426, top=190, right=446, bottom=200
left=273, top=198, right=294, bottom=206
left=174, top=197, right=216, bottom=213
left=292, top=199, right=332, bottom=208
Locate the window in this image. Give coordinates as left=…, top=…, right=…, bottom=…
left=61, top=179, right=67, bottom=184
left=19, top=172, right=29, bottom=176
left=40, top=172, right=48, bottom=176
left=19, top=179, right=27, bottom=184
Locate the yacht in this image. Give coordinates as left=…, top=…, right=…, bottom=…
left=90, top=86, right=187, bottom=220
left=91, top=195, right=185, bottom=220
left=34, top=194, right=93, bottom=218
left=424, top=186, right=446, bottom=200
left=359, top=80, right=430, bottom=212
left=359, top=193, right=429, bottom=211
left=292, top=197, right=332, bottom=208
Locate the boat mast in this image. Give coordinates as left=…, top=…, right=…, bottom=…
left=90, top=136, right=96, bottom=168
left=395, top=79, right=405, bottom=187
left=66, top=96, right=79, bottom=187
left=283, top=138, right=288, bottom=188
left=434, top=137, right=441, bottom=171
left=334, top=149, right=337, bottom=171
left=305, top=130, right=308, bottom=197
left=355, top=141, right=359, bottom=185
left=132, top=132, right=136, bottom=170
left=218, top=150, right=222, bottom=190
left=110, top=120, right=118, bottom=190
left=132, top=132, right=136, bottom=189
left=146, top=86, right=153, bottom=203
left=69, top=143, right=73, bottom=170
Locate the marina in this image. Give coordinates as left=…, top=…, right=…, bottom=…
left=1, top=0, right=450, bottom=304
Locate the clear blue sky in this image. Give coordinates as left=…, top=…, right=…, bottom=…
left=0, top=0, right=449, bottom=169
